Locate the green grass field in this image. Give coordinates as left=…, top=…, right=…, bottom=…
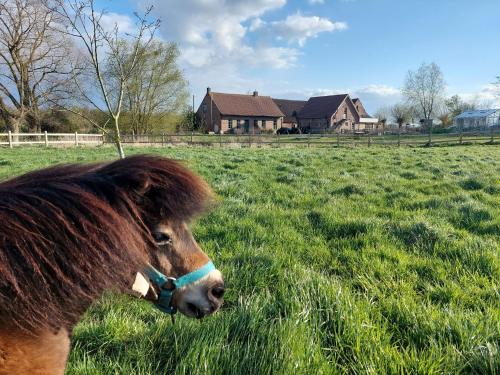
left=0, top=145, right=499, bottom=374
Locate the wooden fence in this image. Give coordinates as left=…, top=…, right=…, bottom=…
left=0, top=131, right=103, bottom=147
left=117, top=129, right=498, bottom=148
left=0, top=129, right=498, bottom=149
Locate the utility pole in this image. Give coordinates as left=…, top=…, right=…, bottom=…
left=192, top=94, right=195, bottom=131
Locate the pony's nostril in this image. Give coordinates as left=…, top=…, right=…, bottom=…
left=186, top=302, right=204, bottom=318
left=211, top=286, right=225, bottom=299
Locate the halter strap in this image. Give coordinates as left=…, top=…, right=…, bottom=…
left=143, top=261, right=216, bottom=315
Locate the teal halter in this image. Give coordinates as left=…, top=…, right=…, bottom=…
left=143, top=261, right=216, bottom=315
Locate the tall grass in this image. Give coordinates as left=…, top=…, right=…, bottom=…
left=0, top=145, right=498, bottom=374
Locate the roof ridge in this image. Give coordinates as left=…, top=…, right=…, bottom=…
left=309, top=93, right=348, bottom=99
left=212, top=92, right=272, bottom=98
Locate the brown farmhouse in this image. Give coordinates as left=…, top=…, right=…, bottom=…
left=196, top=88, right=284, bottom=134
left=196, top=88, right=379, bottom=134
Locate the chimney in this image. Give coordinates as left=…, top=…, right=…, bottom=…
left=253, top=91, right=258, bottom=97
left=207, top=87, right=211, bottom=95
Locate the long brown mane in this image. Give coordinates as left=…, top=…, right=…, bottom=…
left=0, top=155, right=212, bottom=331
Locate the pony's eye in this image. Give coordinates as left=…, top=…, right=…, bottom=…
left=153, top=232, right=172, bottom=245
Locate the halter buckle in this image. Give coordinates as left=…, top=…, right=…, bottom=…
left=161, top=277, right=177, bottom=291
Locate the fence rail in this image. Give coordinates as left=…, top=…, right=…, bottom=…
left=116, top=129, right=498, bottom=148
left=1, top=129, right=498, bottom=149
left=0, top=131, right=103, bottom=147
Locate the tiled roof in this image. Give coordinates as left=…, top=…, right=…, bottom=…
left=272, top=99, right=307, bottom=123
left=298, top=94, right=348, bottom=119
left=454, top=109, right=499, bottom=119
left=210, top=92, right=284, bottom=117
left=352, top=98, right=370, bottom=117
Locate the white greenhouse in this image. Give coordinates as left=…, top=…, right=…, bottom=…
left=454, top=109, right=500, bottom=129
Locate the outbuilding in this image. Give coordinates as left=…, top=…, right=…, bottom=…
left=454, top=109, right=500, bottom=129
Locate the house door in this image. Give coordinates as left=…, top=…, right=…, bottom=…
left=244, top=119, right=250, bottom=133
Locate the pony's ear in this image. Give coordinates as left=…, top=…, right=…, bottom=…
left=132, top=173, right=151, bottom=196
left=114, top=172, right=151, bottom=197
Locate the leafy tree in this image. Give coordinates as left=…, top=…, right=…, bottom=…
left=445, top=95, right=475, bottom=118
left=437, top=113, right=453, bottom=128
left=176, top=106, right=196, bottom=132
left=123, top=40, right=187, bottom=135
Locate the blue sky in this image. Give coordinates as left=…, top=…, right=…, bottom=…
left=99, top=0, right=500, bottom=113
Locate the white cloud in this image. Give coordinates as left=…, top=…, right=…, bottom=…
left=459, top=84, right=500, bottom=107
left=249, top=17, right=265, bottom=32
left=140, top=0, right=299, bottom=72
left=99, top=12, right=136, bottom=34
left=143, top=0, right=286, bottom=51
left=356, top=84, right=400, bottom=97
left=308, top=0, right=325, bottom=4
left=272, top=13, right=347, bottom=47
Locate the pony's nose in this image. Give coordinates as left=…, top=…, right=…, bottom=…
left=209, top=285, right=225, bottom=301
left=186, top=302, right=212, bottom=319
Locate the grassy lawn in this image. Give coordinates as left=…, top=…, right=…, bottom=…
left=0, top=145, right=499, bottom=374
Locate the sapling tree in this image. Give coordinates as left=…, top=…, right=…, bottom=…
left=52, top=0, right=159, bottom=158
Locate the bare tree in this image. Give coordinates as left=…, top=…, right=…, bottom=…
left=123, top=40, right=187, bottom=135
left=494, top=76, right=500, bottom=102
left=403, top=62, right=445, bottom=145
left=374, top=106, right=390, bottom=134
left=0, top=0, right=76, bottom=133
left=52, top=0, right=159, bottom=158
left=391, top=103, right=411, bottom=146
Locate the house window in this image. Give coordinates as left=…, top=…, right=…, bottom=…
left=228, top=119, right=232, bottom=129
left=344, top=108, right=348, bottom=119
left=273, top=119, right=277, bottom=130
left=202, top=104, right=207, bottom=113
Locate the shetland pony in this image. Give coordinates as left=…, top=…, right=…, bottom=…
left=0, top=155, right=224, bottom=375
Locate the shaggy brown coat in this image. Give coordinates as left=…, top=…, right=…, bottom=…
left=0, top=155, right=213, bottom=332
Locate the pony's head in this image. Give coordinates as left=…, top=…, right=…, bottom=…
left=96, top=156, right=224, bottom=318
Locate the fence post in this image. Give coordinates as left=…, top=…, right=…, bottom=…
left=162, top=133, right=165, bottom=147
left=8, top=130, right=12, bottom=148
left=74, top=132, right=78, bottom=147
left=191, top=130, right=194, bottom=145
left=490, top=127, right=494, bottom=143
left=44, top=131, right=48, bottom=147
left=368, top=135, right=371, bottom=147
left=277, top=133, right=280, bottom=147
left=337, top=133, right=340, bottom=148
left=308, top=132, right=311, bottom=148
left=219, top=131, right=222, bottom=148
left=102, top=132, right=105, bottom=145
